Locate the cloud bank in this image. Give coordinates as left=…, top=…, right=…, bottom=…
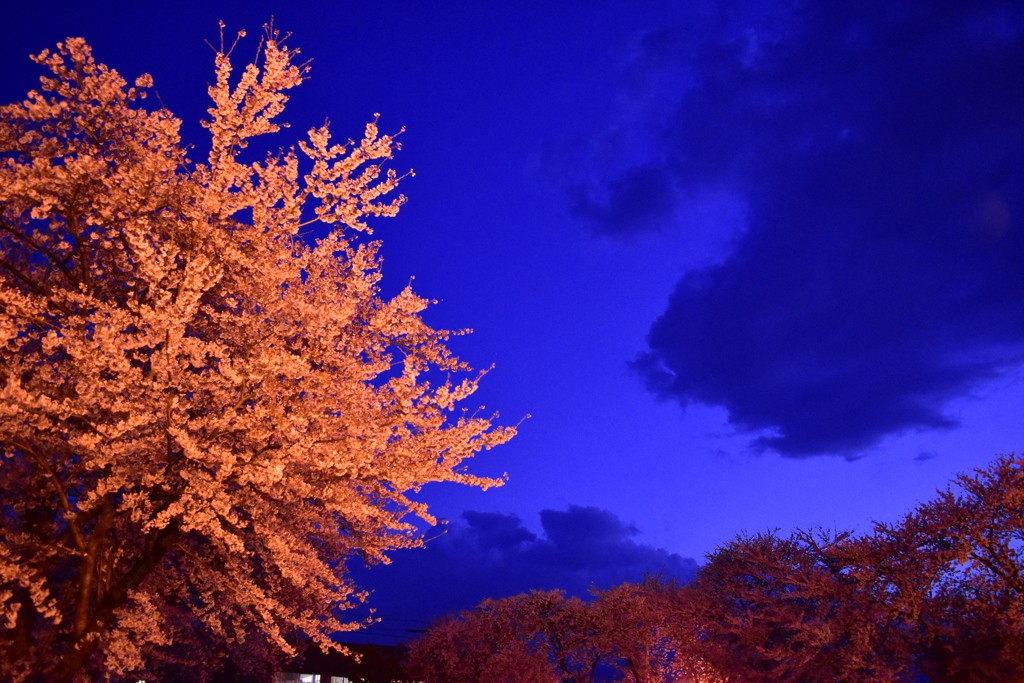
left=348, top=506, right=698, bottom=640
left=565, top=1, right=1024, bottom=456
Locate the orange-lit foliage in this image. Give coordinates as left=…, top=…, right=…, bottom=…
left=675, top=454, right=1024, bottom=682
left=0, top=27, right=513, bottom=682
left=677, top=530, right=909, bottom=683
left=404, top=597, right=557, bottom=683
left=406, top=585, right=719, bottom=683
left=504, top=590, right=606, bottom=683
left=407, top=455, right=1024, bottom=683
left=593, top=576, right=717, bottom=683
left=405, top=591, right=603, bottom=683
left=869, top=452, right=1024, bottom=681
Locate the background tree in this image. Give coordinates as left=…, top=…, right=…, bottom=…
left=0, top=27, right=514, bottom=682
left=406, top=590, right=610, bottom=683
left=673, top=455, right=1024, bottom=683
left=408, top=587, right=708, bottom=683
left=404, top=454, right=1024, bottom=683
left=867, top=452, right=1024, bottom=682
left=505, top=590, right=609, bottom=683
left=404, top=600, right=556, bottom=683
left=676, top=529, right=910, bottom=683
left=590, top=577, right=693, bottom=683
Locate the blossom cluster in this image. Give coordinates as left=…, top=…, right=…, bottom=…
left=409, top=453, right=1024, bottom=682
left=0, top=27, right=513, bottom=682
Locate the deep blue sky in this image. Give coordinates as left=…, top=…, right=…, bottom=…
left=7, top=0, right=1024, bottom=643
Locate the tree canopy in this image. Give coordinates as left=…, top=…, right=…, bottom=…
left=0, top=26, right=513, bottom=682
left=407, top=454, right=1024, bottom=683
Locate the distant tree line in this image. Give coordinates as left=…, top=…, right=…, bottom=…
left=406, top=453, right=1024, bottom=683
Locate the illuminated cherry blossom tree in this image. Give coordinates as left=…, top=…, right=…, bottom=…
left=674, top=454, right=1024, bottom=682
left=407, top=585, right=721, bottom=683
left=867, top=452, right=1024, bottom=681
left=404, top=600, right=556, bottom=683
left=676, top=529, right=911, bottom=683
left=406, top=454, right=1024, bottom=683
left=506, top=590, right=608, bottom=683
left=407, top=590, right=614, bottom=683
left=0, top=26, right=514, bottom=682
left=591, top=576, right=714, bottom=683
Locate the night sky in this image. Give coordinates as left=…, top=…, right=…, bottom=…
left=6, top=0, right=1024, bottom=644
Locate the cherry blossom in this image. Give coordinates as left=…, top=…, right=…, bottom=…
left=0, top=25, right=513, bottom=682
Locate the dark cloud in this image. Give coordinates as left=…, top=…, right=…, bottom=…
left=346, top=506, right=697, bottom=642
left=570, top=165, right=678, bottom=236
left=572, top=0, right=1024, bottom=456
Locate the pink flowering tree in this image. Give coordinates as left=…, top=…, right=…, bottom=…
left=591, top=576, right=714, bottom=683
left=0, top=26, right=514, bottom=682
left=676, top=529, right=912, bottom=683
left=404, top=602, right=556, bottom=683
left=503, top=590, right=609, bottom=683
left=672, top=454, right=1024, bottom=682
left=408, top=590, right=611, bottom=683
left=866, top=452, right=1024, bottom=681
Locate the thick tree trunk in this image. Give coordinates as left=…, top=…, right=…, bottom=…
left=47, top=521, right=180, bottom=683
